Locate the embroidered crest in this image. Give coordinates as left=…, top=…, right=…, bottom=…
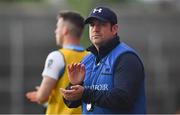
left=47, top=59, right=53, bottom=68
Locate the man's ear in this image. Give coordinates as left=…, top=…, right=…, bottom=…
left=112, top=24, right=118, bottom=35
left=62, top=26, right=68, bottom=35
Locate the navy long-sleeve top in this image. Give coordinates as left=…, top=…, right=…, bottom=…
left=64, top=36, right=145, bottom=111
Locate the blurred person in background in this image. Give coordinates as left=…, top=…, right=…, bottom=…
left=60, top=6, right=146, bottom=114
left=26, top=11, right=87, bottom=114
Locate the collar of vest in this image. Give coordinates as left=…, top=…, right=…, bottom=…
left=63, top=44, right=85, bottom=51
left=87, top=36, right=120, bottom=63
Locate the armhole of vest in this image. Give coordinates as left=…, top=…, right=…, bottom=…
left=58, top=50, right=66, bottom=79
left=113, top=51, right=144, bottom=74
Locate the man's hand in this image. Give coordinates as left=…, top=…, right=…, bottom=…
left=60, top=85, right=84, bottom=101
left=26, top=91, right=38, bottom=102
left=25, top=86, right=39, bottom=103
left=68, top=63, right=85, bottom=85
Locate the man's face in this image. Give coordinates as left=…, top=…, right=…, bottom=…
left=89, top=19, right=118, bottom=48
left=55, top=18, right=64, bottom=46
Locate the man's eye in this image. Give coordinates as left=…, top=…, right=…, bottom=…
left=90, top=23, right=94, bottom=27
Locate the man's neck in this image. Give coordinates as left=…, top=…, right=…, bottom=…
left=87, top=36, right=120, bottom=63
left=63, top=36, right=80, bottom=46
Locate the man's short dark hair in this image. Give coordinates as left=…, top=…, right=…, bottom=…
left=58, top=11, right=84, bottom=38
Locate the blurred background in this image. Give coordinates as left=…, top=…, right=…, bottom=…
left=0, top=0, right=180, bottom=114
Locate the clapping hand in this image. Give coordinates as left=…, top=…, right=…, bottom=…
left=60, top=85, right=84, bottom=101
left=67, top=63, right=85, bottom=85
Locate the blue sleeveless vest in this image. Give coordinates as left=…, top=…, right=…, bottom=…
left=81, top=42, right=146, bottom=114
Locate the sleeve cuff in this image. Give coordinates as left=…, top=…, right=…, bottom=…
left=82, top=88, right=92, bottom=103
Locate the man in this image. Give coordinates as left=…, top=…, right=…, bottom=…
left=60, top=6, right=146, bottom=114
left=26, top=11, right=87, bottom=114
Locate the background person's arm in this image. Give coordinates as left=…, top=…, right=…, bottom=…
left=26, top=51, right=65, bottom=104
left=36, top=76, right=57, bottom=104
left=25, top=76, right=57, bottom=104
